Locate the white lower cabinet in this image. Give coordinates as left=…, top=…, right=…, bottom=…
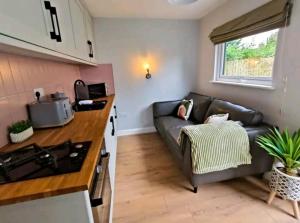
left=0, top=191, right=95, bottom=223
left=104, top=100, right=118, bottom=223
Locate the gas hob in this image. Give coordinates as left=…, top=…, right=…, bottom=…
left=0, top=140, right=91, bottom=185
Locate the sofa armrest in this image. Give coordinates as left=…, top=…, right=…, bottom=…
left=245, top=125, right=274, bottom=169
left=181, top=124, right=273, bottom=185
left=245, top=124, right=272, bottom=143
left=153, top=100, right=182, bottom=118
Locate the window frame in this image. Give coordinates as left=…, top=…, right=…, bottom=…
left=213, top=30, right=280, bottom=88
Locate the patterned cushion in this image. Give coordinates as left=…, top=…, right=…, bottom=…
left=177, top=99, right=193, bottom=120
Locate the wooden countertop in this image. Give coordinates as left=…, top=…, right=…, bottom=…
left=0, top=95, right=115, bottom=206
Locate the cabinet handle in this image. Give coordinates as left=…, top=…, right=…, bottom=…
left=44, top=1, right=56, bottom=41
left=44, top=1, right=62, bottom=42
left=90, top=42, right=94, bottom=58
left=110, top=116, right=115, bottom=136
left=87, top=40, right=94, bottom=58
left=52, top=7, right=62, bottom=42
left=114, top=105, right=117, bottom=119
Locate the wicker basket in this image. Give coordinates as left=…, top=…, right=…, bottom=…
left=269, top=167, right=300, bottom=201
left=9, top=127, right=34, bottom=143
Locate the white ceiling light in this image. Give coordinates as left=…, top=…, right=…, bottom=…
left=168, top=0, right=198, bottom=5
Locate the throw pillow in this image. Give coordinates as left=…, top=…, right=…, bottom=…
left=204, top=113, right=229, bottom=124
left=177, top=99, right=193, bottom=120
left=234, top=121, right=244, bottom=126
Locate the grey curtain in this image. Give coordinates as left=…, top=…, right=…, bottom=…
left=209, top=0, right=293, bottom=44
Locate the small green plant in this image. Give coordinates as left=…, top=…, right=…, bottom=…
left=257, top=128, right=300, bottom=175
left=8, top=120, right=32, bottom=134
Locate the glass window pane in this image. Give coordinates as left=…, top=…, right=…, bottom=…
left=222, top=29, right=279, bottom=79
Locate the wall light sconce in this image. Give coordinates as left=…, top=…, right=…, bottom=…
left=144, top=63, right=151, bottom=79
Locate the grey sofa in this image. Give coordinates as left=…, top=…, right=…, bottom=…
left=153, top=92, right=273, bottom=193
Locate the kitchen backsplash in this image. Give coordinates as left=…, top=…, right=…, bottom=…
left=0, top=53, right=115, bottom=147
left=80, top=64, right=115, bottom=95
left=0, top=53, right=81, bottom=147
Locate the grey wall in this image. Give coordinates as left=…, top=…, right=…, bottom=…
left=94, top=18, right=199, bottom=131
left=197, top=0, right=300, bottom=131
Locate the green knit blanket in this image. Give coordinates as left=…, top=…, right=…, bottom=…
left=178, top=121, right=251, bottom=174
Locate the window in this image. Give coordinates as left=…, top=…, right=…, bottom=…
left=214, top=29, right=279, bottom=87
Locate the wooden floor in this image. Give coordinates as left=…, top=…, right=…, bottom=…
left=113, top=133, right=298, bottom=223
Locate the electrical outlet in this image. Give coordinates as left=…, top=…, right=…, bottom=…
left=33, top=88, right=44, bottom=99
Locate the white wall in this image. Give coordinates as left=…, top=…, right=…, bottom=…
left=197, top=0, right=300, bottom=131
left=94, top=18, right=199, bottom=131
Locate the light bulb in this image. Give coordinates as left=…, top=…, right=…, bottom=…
left=144, top=63, right=150, bottom=70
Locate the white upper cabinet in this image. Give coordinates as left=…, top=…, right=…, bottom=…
left=0, top=0, right=55, bottom=49
left=68, top=0, right=90, bottom=61
left=0, top=0, right=97, bottom=65
left=84, top=10, right=97, bottom=63
left=50, top=0, right=76, bottom=57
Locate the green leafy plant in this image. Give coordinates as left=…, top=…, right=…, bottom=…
left=8, top=120, right=32, bottom=134
left=257, top=128, right=300, bottom=175
left=225, top=32, right=278, bottom=61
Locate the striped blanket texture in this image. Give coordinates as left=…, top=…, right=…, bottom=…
left=178, top=121, right=251, bottom=174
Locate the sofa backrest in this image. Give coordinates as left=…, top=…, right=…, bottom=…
left=204, top=99, right=264, bottom=126
left=186, top=92, right=213, bottom=124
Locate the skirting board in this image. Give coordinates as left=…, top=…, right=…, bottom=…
left=117, top=127, right=156, bottom=136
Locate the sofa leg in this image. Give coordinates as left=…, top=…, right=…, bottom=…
left=193, top=186, right=198, bottom=193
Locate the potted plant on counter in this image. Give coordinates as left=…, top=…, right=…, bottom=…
left=257, top=128, right=300, bottom=219
left=8, top=120, right=34, bottom=143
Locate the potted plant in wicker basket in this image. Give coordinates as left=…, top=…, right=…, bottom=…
left=257, top=128, right=300, bottom=219
left=8, top=120, right=33, bottom=143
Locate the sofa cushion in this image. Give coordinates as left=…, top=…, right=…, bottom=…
left=155, top=116, right=194, bottom=132
left=169, top=127, right=183, bottom=143
left=205, top=99, right=263, bottom=126
left=153, top=100, right=182, bottom=118
left=155, top=116, right=194, bottom=143
left=186, top=93, right=213, bottom=124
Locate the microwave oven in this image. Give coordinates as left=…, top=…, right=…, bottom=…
left=88, top=83, right=107, bottom=99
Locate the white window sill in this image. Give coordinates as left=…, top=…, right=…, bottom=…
left=210, top=80, right=275, bottom=90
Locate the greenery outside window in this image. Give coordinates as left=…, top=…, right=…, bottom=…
left=214, top=29, right=279, bottom=87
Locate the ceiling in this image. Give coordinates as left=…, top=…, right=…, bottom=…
left=82, top=0, right=227, bottom=20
